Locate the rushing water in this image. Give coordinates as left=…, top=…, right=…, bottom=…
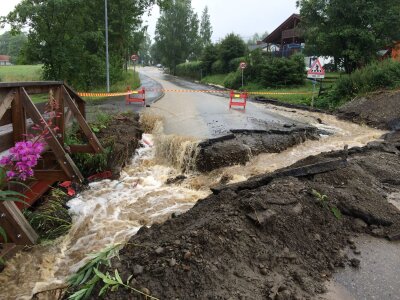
left=0, top=107, right=385, bottom=300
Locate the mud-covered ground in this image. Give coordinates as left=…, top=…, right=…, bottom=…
left=337, top=90, right=400, bottom=130
left=86, top=94, right=400, bottom=299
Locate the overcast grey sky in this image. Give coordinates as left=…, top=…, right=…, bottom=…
left=1, top=0, right=299, bottom=41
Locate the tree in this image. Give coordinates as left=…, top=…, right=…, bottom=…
left=154, top=0, right=200, bottom=74
left=246, top=31, right=269, bottom=45
left=200, top=6, right=212, bottom=49
left=219, top=33, right=247, bottom=72
left=0, top=32, right=28, bottom=64
left=298, top=0, right=400, bottom=73
left=3, top=0, right=170, bottom=89
left=139, top=32, right=152, bottom=66
left=200, top=43, right=218, bottom=75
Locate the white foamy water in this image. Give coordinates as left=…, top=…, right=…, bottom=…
left=0, top=134, right=209, bottom=299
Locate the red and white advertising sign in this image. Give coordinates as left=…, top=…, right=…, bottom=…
left=239, top=62, right=247, bottom=69
left=131, top=54, right=139, bottom=62
left=307, top=59, right=325, bottom=79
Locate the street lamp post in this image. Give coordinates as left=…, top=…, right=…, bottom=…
left=105, top=0, right=110, bottom=92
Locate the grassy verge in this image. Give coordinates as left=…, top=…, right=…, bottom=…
left=201, top=72, right=342, bottom=107
left=0, top=65, right=43, bottom=82
left=83, top=71, right=141, bottom=102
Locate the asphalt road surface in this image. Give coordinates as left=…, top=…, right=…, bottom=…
left=141, top=66, right=307, bottom=139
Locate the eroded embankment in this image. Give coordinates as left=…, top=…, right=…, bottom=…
left=90, top=135, right=400, bottom=299
left=196, top=125, right=318, bottom=172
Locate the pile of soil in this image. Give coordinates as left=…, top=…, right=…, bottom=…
left=337, top=90, right=400, bottom=130
left=90, top=137, right=400, bottom=299
left=196, top=125, right=318, bottom=172
left=84, top=112, right=142, bottom=178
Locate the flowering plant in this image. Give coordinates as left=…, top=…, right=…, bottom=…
left=0, top=90, right=60, bottom=181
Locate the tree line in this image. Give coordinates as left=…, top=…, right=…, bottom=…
left=2, top=0, right=171, bottom=90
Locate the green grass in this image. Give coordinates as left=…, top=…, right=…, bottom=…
left=0, top=65, right=43, bottom=82
left=83, top=71, right=141, bottom=102
left=201, top=74, right=227, bottom=86
left=201, top=72, right=342, bottom=106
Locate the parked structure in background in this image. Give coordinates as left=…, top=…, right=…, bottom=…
left=0, top=55, right=11, bottom=66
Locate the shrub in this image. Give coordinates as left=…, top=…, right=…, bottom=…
left=259, top=53, right=305, bottom=87
left=176, top=61, right=203, bottom=80
left=228, top=57, right=246, bottom=72
left=211, top=60, right=224, bottom=74
left=223, top=71, right=242, bottom=89
left=317, top=59, right=400, bottom=109
left=201, top=44, right=218, bottom=75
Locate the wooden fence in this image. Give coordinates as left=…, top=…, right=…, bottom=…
left=0, top=82, right=103, bottom=255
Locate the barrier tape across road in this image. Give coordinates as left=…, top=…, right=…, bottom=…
left=78, top=89, right=313, bottom=97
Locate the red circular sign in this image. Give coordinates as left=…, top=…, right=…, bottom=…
left=239, top=62, right=247, bottom=69
left=131, top=54, right=139, bottom=61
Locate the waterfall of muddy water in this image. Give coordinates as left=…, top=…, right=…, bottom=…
left=0, top=107, right=385, bottom=300
left=185, top=104, right=386, bottom=189
left=0, top=134, right=209, bottom=300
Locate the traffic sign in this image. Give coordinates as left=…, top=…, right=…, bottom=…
left=307, top=59, right=325, bottom=79
left=131, top=54, right=139, bottom=62
left=239, top=62, right=247, bottom=69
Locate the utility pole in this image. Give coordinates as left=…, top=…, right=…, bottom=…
left=105, top=0, right=110, bottom=92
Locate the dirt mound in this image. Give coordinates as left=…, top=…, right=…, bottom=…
left=337, top=90, right=400, bottom=130
left=196, top=125, right=318, bottom=172
left=89, top=139, right=400, bottom=299
left=86, top=113, right=142, bottom=178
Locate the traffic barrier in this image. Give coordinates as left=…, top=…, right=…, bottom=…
left=229, top=90, right=248, bottom=109
left=78, top=89, right=314, bottom=97
left=125, top=87, right=145, bottom=106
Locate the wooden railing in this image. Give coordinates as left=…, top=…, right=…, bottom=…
left=282, top=28, right=303, bottom=40
left=0, top=81, right=103, bottom=247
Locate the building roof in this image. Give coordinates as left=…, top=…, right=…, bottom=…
left=0, top=55, right=10, bottom=61
left=263, top=14, right=301, bottom=44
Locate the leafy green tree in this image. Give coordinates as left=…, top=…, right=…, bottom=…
left=3, top=0, right=170, bottom=89
left=219, top=33, right=247, bottom=72
left=298, top=0, right=400, bottom=73
left=0, top=32, right=28, bottom=64
left=154, top=0, right=200, bottom=74
left=200, top=6, right=213, bottom=49
left=201, top=43, right=218, bottom=75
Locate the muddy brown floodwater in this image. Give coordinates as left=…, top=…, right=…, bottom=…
left=0, top=105, right=385, bottom=300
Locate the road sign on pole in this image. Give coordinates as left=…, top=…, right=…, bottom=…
left=131, top=54, right=139, bottom=62
left=307, top=59, right=325, bottom=79
left=131, top=54, right=139, bottom=80
left=239, top=62, right=247, bottom=87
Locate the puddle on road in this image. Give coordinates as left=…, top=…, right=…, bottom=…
left=0, top=107, right=386, bottom=299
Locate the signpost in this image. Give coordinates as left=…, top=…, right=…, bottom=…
left=131, top=54, right=139, bottom=81
left=307, top=59, right=325, bottom=108
left=239, top=62, right=247, bottom=88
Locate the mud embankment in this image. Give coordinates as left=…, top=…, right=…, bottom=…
left=196, top=125, right=318, bottom=172
left=337, top=90, right=400, bottom=130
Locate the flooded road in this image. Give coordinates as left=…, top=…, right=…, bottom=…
left=0, top=68, right=389, bottom=299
